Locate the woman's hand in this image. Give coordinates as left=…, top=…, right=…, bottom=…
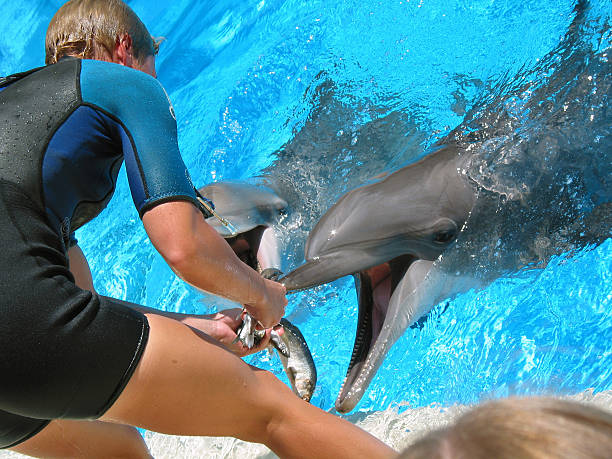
left=182, top=308, right=281, bottom=357
left=244, top=278, right=288, bottom=328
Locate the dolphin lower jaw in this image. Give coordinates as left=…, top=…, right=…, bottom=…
left=335, top=254, right=418, bottom=413
left=336, top=273, right=374, bottom=410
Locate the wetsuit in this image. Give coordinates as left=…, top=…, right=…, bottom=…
left=0, top=58, right=204, bottom=448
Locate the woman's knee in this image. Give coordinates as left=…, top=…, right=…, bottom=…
left=100, top=423, right=152, bottom=459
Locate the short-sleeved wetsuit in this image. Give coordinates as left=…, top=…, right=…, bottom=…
left=0, top=58, right=204, bottom=448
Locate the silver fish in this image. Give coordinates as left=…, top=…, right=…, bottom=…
left=275, top=318, right=317, bottom=402
left=234, top=311, right=291, bottom=359
left=233, top=312, right=265, bottom=349
left=231, top=308, right=316, bottom=401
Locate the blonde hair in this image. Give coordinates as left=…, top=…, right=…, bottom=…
left=45, top=0, right=160, bottom=65
left=401, top=397, right=612, bottom=459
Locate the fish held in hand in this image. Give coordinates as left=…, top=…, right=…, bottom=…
left=275, top=318, right=317, bottom=402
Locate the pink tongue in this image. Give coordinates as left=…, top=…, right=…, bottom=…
left=371, top=275, right=391, bottom=346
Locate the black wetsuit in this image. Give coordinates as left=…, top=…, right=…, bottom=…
left=0, top=58, right=204, bottom=448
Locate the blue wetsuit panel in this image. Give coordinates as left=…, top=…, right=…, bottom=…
left=43, top=106, right=123, bottom=235
left=79, top=60, right=197, bottom=215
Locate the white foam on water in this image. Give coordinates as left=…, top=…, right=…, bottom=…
left=2, top=390, right=610, bottom=458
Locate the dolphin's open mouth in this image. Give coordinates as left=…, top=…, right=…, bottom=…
left=337, top=254, right=417, bottom=408
left=225, top=225, right=267, bottom=271
left=282, top=249, right=435, bottom=412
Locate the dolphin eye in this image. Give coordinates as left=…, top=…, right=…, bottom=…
left=433, top=229, right=456, bottom=244
left=431, top=218, right=459, bottom=245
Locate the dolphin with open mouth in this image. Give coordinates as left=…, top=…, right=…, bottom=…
left=280, top=144, right=477, bottom=412
left=198, top=180, right=319, bottom=401
left=279, top=0, right=612, bottom=413
left=199, top=180, right=288, bottom=272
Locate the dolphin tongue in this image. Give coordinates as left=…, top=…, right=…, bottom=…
left=368, top=264, right=393, bottom=348
left=336, top=259, right=435, bottom=413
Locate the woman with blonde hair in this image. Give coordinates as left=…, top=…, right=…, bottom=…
left=0, top=0, right=395, bottom=457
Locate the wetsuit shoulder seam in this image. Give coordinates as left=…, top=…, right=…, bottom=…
left=76, top=59, right=82, bottom=103
left=80, top=102, right=150, bottom=200
left=39, top=60, right=83, bottom=227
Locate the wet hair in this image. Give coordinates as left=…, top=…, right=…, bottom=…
left=45, top=0, right=161, bottom=65
left=400, top=397, right=612, bottom=459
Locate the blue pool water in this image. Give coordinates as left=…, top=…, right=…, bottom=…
left=2, top=0, right=611, bottom=440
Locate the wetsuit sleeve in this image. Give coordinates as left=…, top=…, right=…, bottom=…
left=78, top=60, right=199, bottom=216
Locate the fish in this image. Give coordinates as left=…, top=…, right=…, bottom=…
left=276, top=318, right=317, bottom=402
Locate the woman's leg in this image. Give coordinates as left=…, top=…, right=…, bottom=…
left=102, top=314, right=396, bottom=459
left=10, top=419, right=150, bottom=458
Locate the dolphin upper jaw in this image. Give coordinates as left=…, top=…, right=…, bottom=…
left=282, top=236, right=449, bottom=292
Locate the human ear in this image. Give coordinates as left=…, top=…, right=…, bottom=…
left=113, top=33, right=134, bottom=67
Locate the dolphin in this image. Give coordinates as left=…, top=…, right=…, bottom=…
left=281, top=0, right=611, bottom=413
left=199, top=180, right=287, bottom=271
left=281, top=144, right=477, bottom=412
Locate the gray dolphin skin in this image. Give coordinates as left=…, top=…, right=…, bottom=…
left=281, top=145, right=476, bottom=412
left=199, top=181, right=288, bottom=237
left=199, top=180, right=287, bottom=272
left=282, top=144, right=474, bottom=291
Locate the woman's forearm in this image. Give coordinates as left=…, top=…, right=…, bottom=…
left=142, top=201, right=286, bottom=327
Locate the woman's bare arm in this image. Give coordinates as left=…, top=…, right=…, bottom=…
left=102, top=314, right=397, bottom=459
left=142, top=200, right=286, bottom=327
